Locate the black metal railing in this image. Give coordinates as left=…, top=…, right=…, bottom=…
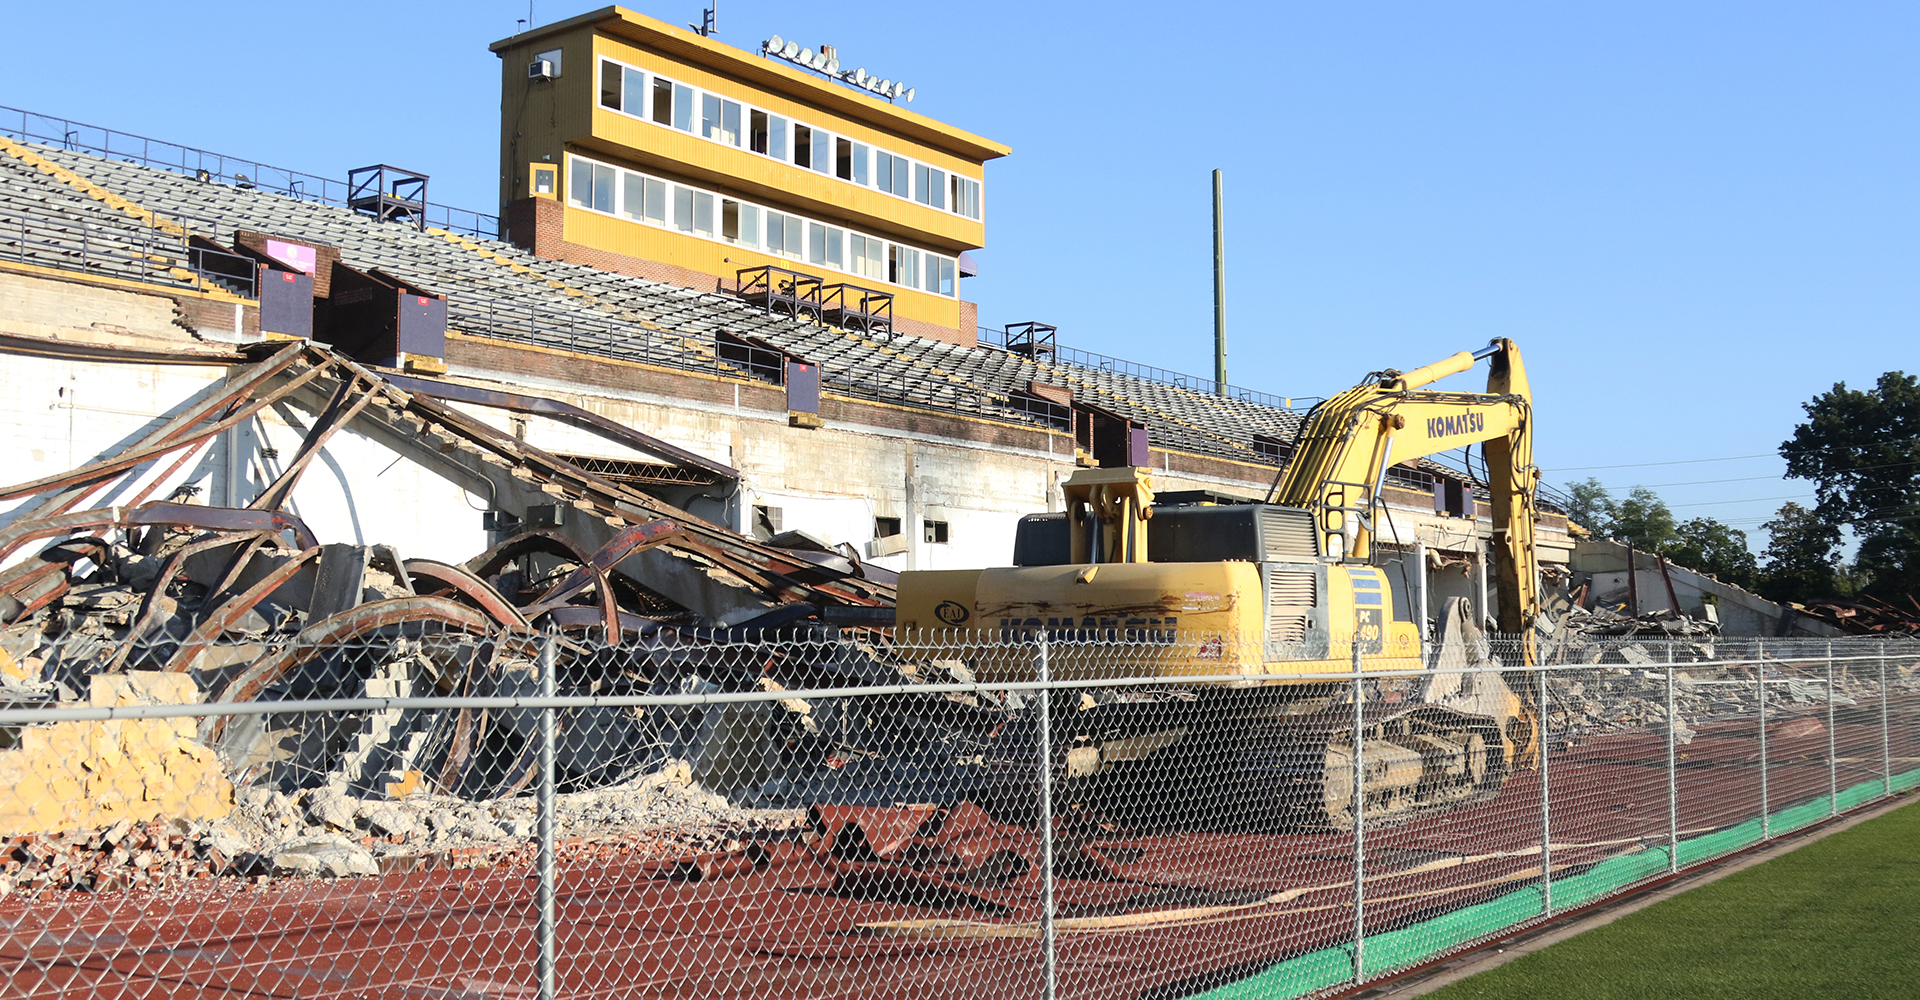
left=0, top=202, right=256, bottom=298
left=1, top=105, right=499, bottom=240
left=977, top=325, right=1312, bottom=413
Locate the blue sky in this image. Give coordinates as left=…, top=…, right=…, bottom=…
left=9, top=1, right=1915, bottom=547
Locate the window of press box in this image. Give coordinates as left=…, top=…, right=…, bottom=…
left=914, top=164, right=946, bottom=210
left=653, top=78, right=693, bottom=131
left=874, top=151, right=902, bottom=196
left=766, top=212, right=803, bottom=257
left=874, top=516, right=902, bottom=538
left=811, top=129, right=833, bottom=174
left=850, top=234, right=884, bottom=281
left=923, top=520, right=950, bottom=544
left=924, top=256, right=954, bottom=297
left=702, top=93, right=740, bottom=146
left=600, top=60, right=621, bottom=110
left=951, top=175, right=980, bottom=219
left=889, top=245, right=919, bottom=286
left=793, top=125, right=813, bottom=169
left=808, top=222, right=843, bottom=269
left=569, top=160, right=615, bottom=213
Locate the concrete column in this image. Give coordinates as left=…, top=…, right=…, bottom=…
left=222, top=424, right=245, bottom=507
left=905, top=450, right=922, bottom=572
left=1476, top=540, right=1491, bottom=631
left=1413, top=541, right=1430, bottom=662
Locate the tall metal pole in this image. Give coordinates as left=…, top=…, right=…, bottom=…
left=1414, top=542, right=1431, bottom=665
left=537, top=636, right=557, bottom=1000
left=1537, top=666, right=1552, bottom=915
left=1036, top=630, right=1058, bottom=1000
left=1211, top=169, right=1228, bottom=398
left=1665, top=651, right=1679, bottom=874
left=1826, top=641, right=1837, bottom=817
left=1757, top=661, right=1770, bottom=838
left=1880, top=641, right=1892, bottom=798
left=1350, top=622, right=1366, bottom=984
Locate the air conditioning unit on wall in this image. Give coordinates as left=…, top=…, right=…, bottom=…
left=527, top=59, right=555, bottom=80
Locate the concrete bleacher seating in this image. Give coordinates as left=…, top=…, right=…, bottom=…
left=0, top=151, right=200, bottom=289
left=13, top=140, right=1316, bottom=469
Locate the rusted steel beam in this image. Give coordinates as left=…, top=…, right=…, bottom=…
left=0, top=561, right=68, bottom=624
left=381, top=373, right=740, bottom=482
left=0, top=502, right=318, bottom=567
left=540, top=605, right=662, bottom=639
left=164, top=546, right=323, bottom=673
left=390, top=387, right=891, bottom=605
left=0, top=358, right=327, bottom=505
left=250, top=377, right=378, bottom=512
left=465, top=529, right=595, bottom=582
left=203, top=532, right=288, bottom=606
left=520, top=519, right=680, bottom=634
left=202, top=596, right=494, bottom=733
left=107, top=530, right=282, bottom=671
left=402, top=558, right=531, bottom=631
left=116, top=436, right=217, bottom=514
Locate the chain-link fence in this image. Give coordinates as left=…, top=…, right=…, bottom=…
left=0, top=630, right=1914, bottom=999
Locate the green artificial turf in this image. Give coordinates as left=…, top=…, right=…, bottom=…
left=1421, top=799, right=1920, bottom=1000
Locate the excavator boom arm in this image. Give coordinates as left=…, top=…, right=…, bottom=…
left=1273, top=339, right=1540, bottom=634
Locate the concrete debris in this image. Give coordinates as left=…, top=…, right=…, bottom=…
left=0, top=341, right=920, bottom=839
left=1795, top=595, right=1920, bottom=636
left=1557, top=605, right=1719, bottom=638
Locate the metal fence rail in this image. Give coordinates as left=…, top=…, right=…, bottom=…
left=1, top=104, right=500, bottom=241
left=0, top=631, right=1912, bottom=999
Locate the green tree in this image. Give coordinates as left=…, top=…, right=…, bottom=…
left=1780, top=371, right=1920, bottom=599
left=1668, top=517, right=1758, bottom=590
left=1565, top=477, right=1615, bottom=537
left=1608, top=487, right=1679, bottom=552
left=1756, top=501, right=1846, bottom=604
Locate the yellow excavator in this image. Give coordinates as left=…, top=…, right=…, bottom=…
left=897, top=339, right=1546, bottom=830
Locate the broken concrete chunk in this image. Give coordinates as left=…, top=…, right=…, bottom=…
left=364, top=806, right=424, bottom=840
left=303, top=787, right=358, bottom=831
left=273, top=838, right=378, bottom=877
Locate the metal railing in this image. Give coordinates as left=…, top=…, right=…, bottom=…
left=978, top=324, right=1317, bottom=413
left=1, top=104, right=500, bottom=240
left=0, top=201, right=255, bottom=297
left=0, top=630, right=1911, bottom=1000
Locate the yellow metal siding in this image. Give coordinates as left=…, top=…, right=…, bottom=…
left=497, top=33, right=597, bottom=208
left=561, top=205, right=962, bottom=329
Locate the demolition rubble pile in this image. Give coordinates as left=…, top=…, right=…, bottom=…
left=1796, top=595, right=1920, bottom=637
left=0, top=342, right=992, bottom=868
left=1540, top=655, right=1917, bottom=746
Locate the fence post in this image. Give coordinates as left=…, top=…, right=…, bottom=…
left=1827, top=641, right=1837, bottom=817
left=1880, top=640, right=1892, bottom=799
left=1666, top=647, right=1678, bottom=874
left=1350, top=630, right=1366, bottom=984
left=1537, top=664, right=1552, bottom=915
left=1035, top=629, right=1057, bottom=1000
left=1758, top=659, right=1770, bottom=838
left=537, top=636, right=558, bottom=1000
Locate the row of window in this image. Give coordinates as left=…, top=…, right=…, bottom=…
left=568, top=153, right=958, bottom=297
left=598, top=58, right=983, bottom=222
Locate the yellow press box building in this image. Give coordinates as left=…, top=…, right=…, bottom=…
left=492, top=7, right=1010, bottom=345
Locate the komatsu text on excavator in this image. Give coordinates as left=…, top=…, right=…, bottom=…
left=897, top=339, right=1547, bottom=830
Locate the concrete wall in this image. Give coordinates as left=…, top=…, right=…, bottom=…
left=1569, top=539, right=1843, bottom=638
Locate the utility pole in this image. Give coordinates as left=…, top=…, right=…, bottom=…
left=1212, top=169, right=1228, bottom=397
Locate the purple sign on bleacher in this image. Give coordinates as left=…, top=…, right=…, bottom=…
left=266, top=239, right=317, bottom=275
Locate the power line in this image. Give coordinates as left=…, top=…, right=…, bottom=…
left=1595, top=474, right=1785, bottom=491
left=1551, top=453, right=1777, bottom=472
left=1667, top=493, right=1814, bottom=508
